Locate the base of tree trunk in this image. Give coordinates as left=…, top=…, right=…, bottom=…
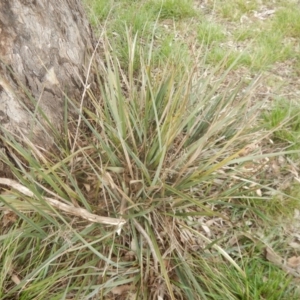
left=0, top=0, right=96, bottom=149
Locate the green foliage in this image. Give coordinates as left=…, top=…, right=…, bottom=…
left=197, top=21, right=226, bottom=46
left=263, top=99, right=300, bottom=154
left=252, top=31, right=293, bottom=68
left=199, top=257, right=295, bottom=300
left=146, top=0, right=196, bottom=20
left=84, top=0, right=114, bottom=24
left=217, top=0, right=259, bottom=21
left=272, top=4, right=300, bottom=38
left=1, top=0, right=300, bottom=299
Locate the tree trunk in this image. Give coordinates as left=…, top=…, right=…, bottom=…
left=0, top=0, right=95, bottom=148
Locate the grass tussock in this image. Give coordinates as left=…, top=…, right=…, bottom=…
left=1, top=1, right=300, bottom=299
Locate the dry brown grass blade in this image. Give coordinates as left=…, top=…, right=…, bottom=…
left=265, top=247, right=300, bottom=278
left=0, top=178, right=126, bottom=227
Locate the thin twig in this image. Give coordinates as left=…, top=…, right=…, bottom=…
left=0, top=178, right=126, bottom=227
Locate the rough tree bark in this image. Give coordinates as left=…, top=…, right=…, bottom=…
left=0, top=0, right=95, bottom=149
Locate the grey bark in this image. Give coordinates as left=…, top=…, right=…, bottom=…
left=0, top=0, right=95, bottom=148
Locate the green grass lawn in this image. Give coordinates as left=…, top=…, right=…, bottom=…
left=1, top=0, right=300, bottom=299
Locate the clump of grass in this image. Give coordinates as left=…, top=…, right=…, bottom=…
left=84, top=0, right=114, bottom=24
left=214, top=1, right=299, bottom=71
left=1, top=27, right=298, bottom=299
left=205, top=46, right=252, bottom=69
left=151, top=33, right=191, bottom=67
left=197, top=20, right=226, bottom=46
left=196, top=256, right=296, bottom=300
left=262, top=99, right=300, bottom=155
left=146, top=0, right=196, bottom=20
left=272, top=4, right=300, bottom=38
left=100, top=2, right=155, bottom=71
left=251, top=31, right=294, bottom=69
left=105, top=0, right=195, bottom=73
left=116, top=4, right=154, bottom=35
left=217, top=0, right=259, bottom=21
left=234, top=27, right=259, bottom=42
left=2, top=0, right=300, bottom=298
